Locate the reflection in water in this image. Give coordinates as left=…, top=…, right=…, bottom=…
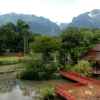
left=0, top=79, right=64, bottom=100
left=0, top=85, right=36, bottom=100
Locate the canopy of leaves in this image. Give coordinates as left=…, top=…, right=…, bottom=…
left=0, top=20, right=32, bottom=53
left=60, top=27, right=100, bottom=64
left=31, top=35, right=61, bottom=53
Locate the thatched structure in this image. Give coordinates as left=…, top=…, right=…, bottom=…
left=82, top=44, right=100, bottom=61
left=82, top=44, right=100, bottom=74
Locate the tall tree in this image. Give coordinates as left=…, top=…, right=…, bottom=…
left=16, top=19, right=31, bottom=54
left=60, top=27, right=100, bottom=65
left=31, top=35, right=60, bottom=63
left=0, top=23, right=17, bottom=52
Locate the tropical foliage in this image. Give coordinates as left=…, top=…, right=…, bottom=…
left=59, top=27, right=100, bottom=65
left=0, top=20, right=100, bottom=79
left=72, top=60, right=92, bottom=76
left=21, top=55, right=60, bottom=80
left=0, top=20, right=32, bottom=54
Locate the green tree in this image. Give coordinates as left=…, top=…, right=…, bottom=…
left=60, top=27, right=81, bottom=65
left=16, top=19, right=31, bottom=54
left=0, top=23, right=17, bottom=53
left=31, top=35, right=60, bottom=63
left=60, top=27, right=100, bottom=66
left=0, top=20, right=32, bottom=54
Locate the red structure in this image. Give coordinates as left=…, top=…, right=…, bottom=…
left=55, top=86, right=76, bottom=100
left=82, top=44, right=100, bottom=75
left=60, top=71, right=100, bottom=85
left=55, top=71, right=100, bottom=100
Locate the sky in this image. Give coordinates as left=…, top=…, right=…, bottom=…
left=0, top=0, right=100, bottom=23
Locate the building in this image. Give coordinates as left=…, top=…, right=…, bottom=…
left=82, top=44, right=100, bottom=75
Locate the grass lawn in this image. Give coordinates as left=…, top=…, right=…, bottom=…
left=0, top=56, right=24, bottom=62
left=0, top=56, right=25, bottom=80
left=0, top=56, right=25, bottom=65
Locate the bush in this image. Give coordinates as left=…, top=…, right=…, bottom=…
left=21, top=56, right=60, bottom=80
left=21, top=58, right=44, bottom=80
left=63, top=64, right=73, bottom=71
left=72, top=60, right=92, bottom=76
left=41, top=87, right=55, bottom=100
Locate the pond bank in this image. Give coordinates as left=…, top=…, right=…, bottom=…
left=0, top=63, right=71, bottom=100
left=0, top=79, right=68, bottom=100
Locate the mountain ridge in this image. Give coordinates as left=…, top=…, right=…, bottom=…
left=68, top=9, right=100, bottom=28
left=0, top=13, right=60, bottom=35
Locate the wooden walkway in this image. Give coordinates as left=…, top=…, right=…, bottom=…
left=55, top=70, right=100, bottom=100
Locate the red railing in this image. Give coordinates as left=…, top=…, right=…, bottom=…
left=60, top=71, right=100, bottom=85
left=55, top=70, right=100, bottom=100
left=57, top=83, right=84, bottom=90
left=55, top=86, right=76, bottom=100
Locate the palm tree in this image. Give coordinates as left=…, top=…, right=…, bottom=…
left=16, top=19, right=30, bottom=54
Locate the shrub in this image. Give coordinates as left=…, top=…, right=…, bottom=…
left=21, top=58, right=44, bottom=80
left=63, top=64, right=73, bottom=71
left=72, top=60, right=92, bottom=76
left=40, top=87, right=55, bottom=100
left=21, top=56, right=60, bottom=80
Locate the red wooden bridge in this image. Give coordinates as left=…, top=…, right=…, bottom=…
left=55, top=85, right=76, bottom=100
left=60, top=70, right=100, bottom=85
left=55, top=70, right=100, bottom=100
left=55, top=83, right=83, bottom=100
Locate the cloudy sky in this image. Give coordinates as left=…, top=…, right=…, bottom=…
left=0, top=0, right=100, bottom=23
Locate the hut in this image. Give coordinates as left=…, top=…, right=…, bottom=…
left=82, top=44, right=100, bottom=75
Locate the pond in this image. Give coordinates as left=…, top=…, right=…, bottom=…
left=0, top=85, right=35, bottom=100
left=0, top=80, right=41, bottom=100
left=0, top=79, right=67, bottom=100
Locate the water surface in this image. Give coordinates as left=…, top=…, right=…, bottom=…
left=0, top=80, right=41, bottom=100
left=0, top=79, right=68, bottom=100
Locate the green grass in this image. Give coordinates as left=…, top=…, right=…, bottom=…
left=0, top=56, right=24, bottom=65
left=0, top=56, right=24, bottom=61
left=0, top=56, right=26, bottom=79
